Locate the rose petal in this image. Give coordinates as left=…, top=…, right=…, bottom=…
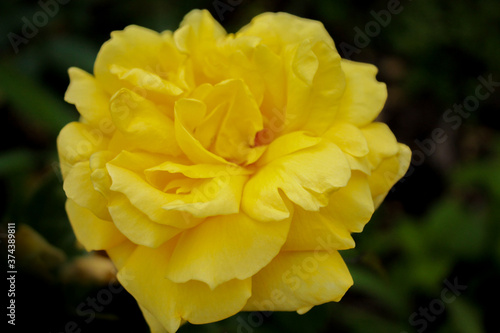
left=94, top=25, right=170, bottom=95
left=107, top=193, right=181, bottom=248
left=284, top=40, right=345, bottom=135
left=65, top=67, right=111, bottom=128
left=253, top=44, right=287, bottom=116
left=106, top=153, right=200, bottom=229
left=106, top=239, right=137, bottom=270
left=165, top=212, right=291, bottom=289
left=174, top=98, right=229, bottom=164
left=109, top=88, right=181, bottom=155
left=107, top=151, right=245, bottom=222
left=161, top=175, right=248, bottom=218
left=323, top=172, right=375, bottom=233
left=205, top=79, right=264, bottom=164
left=238, top=12, right=335, bottom=52
left=242, top=140, right=351, bottom=221
left=242, top=251, right=353, bottom=312
left=175, top=9, right=226, bottom=53
left=344, top=154, right=372, bottom=175
left=323, top=121, right=369, bottom=157
left=368, top=143, right=411, bottom=208
left=109, top=65, right=183, bottom=102
left=89, top=150, right=116, bottom=199
left=174, top=10, right=227, bottom=84
left=256, top=131, right=321, bottom=167
left=139, top=306, right=169, bottom=333
left=66, top=199, right=125, bottom=251
left=118, top=242, right=251, bottom=332
left=63, top=161, right=110, bottom=220
left=361, top=122, right=400, bottom=169
left=281, top=206, right=355, bottom=252
left=336, top=59, right=387, bottom=127
left=57, top=122, right=110, bottom=178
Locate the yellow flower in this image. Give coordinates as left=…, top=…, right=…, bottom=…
left=57, top=9, right=410, bottom=332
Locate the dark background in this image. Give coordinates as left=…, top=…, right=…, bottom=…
left=1, top=0, right=499, bottom=332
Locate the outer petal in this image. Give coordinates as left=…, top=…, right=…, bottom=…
left=106, top=239, right=137, bottom=270
left=368, top=143, right=411, bottom=208
left=237, top=12, right=335, bottom=52
left=109, top=65, right=182, bottom=95
left=281, top=207, right=355, bottom=252
left=361, top=122, right=400, bottom=169
left=175, top=9, right=226, bottom=53
left=336, top=59, right=387, bottom=127
left=243, top=251, right=353, bottom=313
left=324, top=172, right=375, bottom=233
left=344, top=154, right=372, bottom=175
left=63, top=161, right=110, bottom=220
left=89, top=150, right=116, bottom=199
left=118, top=242, right=252, bottom=332
left=323, top=121, right=369, bottom=157
left=139, top=306, right=168, bottom=333
left=107, top=193, right=182, bottom=248
left=282, top=172, right=375, bottom=251
left=65, top=67, right=112, bottom=128
left=109, top=65, right=183, bottom=105
left=165, top=212, right=291, bottom=289
left=94, top=25, right=168, bottom=95
left=242, top=141, right=351, bottom=221
left=57, top=122, right=110, bottom=178
left=174, top=9, right=227, bottom=84
left=66, top=199, right=125, bottom=251
left=284, top=40, right=345, bottom=135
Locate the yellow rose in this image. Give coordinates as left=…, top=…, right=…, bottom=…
left=57, top=9, right=410, bottom=332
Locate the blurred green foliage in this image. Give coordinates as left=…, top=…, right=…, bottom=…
left=1, top=0, right=499, bottom=332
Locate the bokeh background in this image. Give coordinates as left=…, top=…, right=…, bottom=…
left=1, top=0, right=499, bottom=332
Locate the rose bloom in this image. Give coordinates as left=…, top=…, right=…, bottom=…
left=58, top=9, right=410, bottom=332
